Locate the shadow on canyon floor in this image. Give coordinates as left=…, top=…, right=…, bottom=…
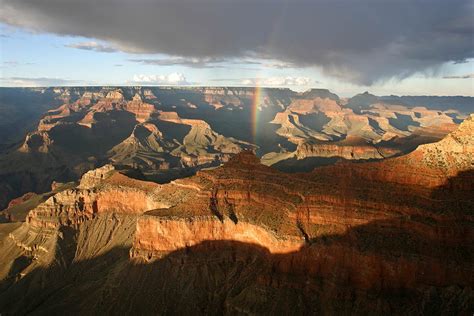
left=1, top=216, right=473, bottom=315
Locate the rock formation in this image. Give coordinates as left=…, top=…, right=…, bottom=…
left=317, top=114, right=474, bottom=188
left=0, top=119, right=473, bottom=313
left=0, top=86, right=468, bottom=212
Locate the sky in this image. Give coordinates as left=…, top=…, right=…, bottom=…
left=0, top=0, right=473, bottom=97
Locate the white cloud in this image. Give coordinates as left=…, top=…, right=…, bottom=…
left=1, top=61, right=35, bottom=67
left=131, top=73, right=189, bottom=85
left=130, top=57, right=226, bottom=69
left=65, top=41, right=117, bottom=53
left=0, top=77, right=84, bottom=86
left=241, top=76, right=313, bottom=86
left=443, top=73, right=474, bottom=79
left=260, top=61, right=296, bottom=69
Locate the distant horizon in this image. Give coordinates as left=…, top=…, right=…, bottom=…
left=1, top=85, right=473, bottom=99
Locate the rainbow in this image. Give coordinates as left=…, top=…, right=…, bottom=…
left=251, top=85, right=263, bottom=143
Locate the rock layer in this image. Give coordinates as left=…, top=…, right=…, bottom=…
left=1, top=131, right=472, bottom=313
left=0, top=89, right=472, bottom=314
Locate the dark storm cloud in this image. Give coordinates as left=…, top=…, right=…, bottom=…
left=1, top=0, right=473, bottom=84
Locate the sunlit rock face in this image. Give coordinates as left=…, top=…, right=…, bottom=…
left=0, top=119, right=473, bottom=314
left=318, top=114, right=474, bottom=188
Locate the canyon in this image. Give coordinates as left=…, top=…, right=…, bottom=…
left=1, top=0, right=472, bottom=313
left=0, top=115, right=472, bottom=314
left=0, top=87, right=469, bottom=210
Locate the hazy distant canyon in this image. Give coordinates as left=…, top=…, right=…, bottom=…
left=0, top=86, right=471, bottom=210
